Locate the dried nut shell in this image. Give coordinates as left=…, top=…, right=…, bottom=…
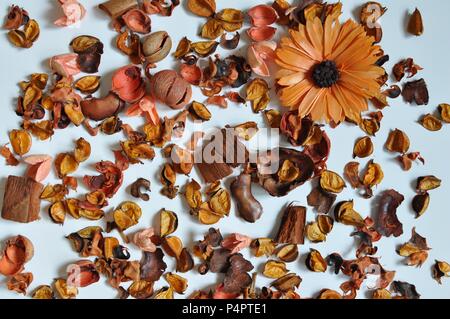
left=275, top=244, right=298, bottom=263
left=305, top=222, right=326, bottom=243
left=187, top=0, right=216, bottom=17
left=353, top=136, right=373, bottom=158
left=263, top=260, right=288, bottom=278
left=412, top=193, right=430, bottom=218
left=9, top=129, right=32, bottom=156
left=247, top=5, right=278, bottom=26
left=81, top=92, right=124, bottom=121
left=113, top=201, right=142, bottom=231
left=142, top=31, right=172, bottom=63
left=306, top=249, right=327, bottom=272
left=408, top=8, right=423, bottom=36
left=150, top=70, right=192, bottom=109
left=420, top=114, right=442, bottom=131
left=74, top=138, right=91, bottom=163
left=320, top=170, right=346, bottom=193
left=317, top=215, right=334, bottom=234
left=165, top=273, right=188, bottom=294
left=416, top=175, right=441, bottom=192
left=160, top=209, right=178, bottom=237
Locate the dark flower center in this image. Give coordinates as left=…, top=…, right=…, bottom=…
left=312, top=60, right=340, bottom=88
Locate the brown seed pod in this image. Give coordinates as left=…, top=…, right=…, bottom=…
left=81, top=92, right=125, bottom=121
left=142, top=31, right=172, bottom=63
left=230, top=173, right=263, bottom=223
left=150, top=70, right=192, bottom=109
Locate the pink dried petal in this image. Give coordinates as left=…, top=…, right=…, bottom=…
left=206, top=95, right=228, bottom=108
left=133, top=228, right=157, bottom=252
left=126, top=96, right=159, bottom=125
left=247, top=26, right=277, bottom=42
left=54, top=0, right=86, bottom=27
left=111, top=65, right=146, bottom=103
left=23, top=155, right=53, bottom=183
left=49, top=54, right=81, bottom=77
left=221, top=233, right=252, bottom=254
left=247, top=5, right=278, bottom=27
left=122, top=9, right=151, bottom=34
left=247, top=41, right=276, bottom=77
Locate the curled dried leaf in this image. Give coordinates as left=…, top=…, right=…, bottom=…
left=174, top=37, right=192, bottom=59
left=49, top=201, right=66, bottom=224
left=377, top=189, right=404, bottom=237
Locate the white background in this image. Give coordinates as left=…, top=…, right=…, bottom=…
left=0, top=0, right=449, bottom=299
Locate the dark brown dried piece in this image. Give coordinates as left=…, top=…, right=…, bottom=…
left=391, top=281, right=420, bottom=299
left=2, top=175, right=43, bottom=223
left=176, top=248, right=194, bottom=273
left=344, top=162, right=361, bottom=189
left=385, top=129, right=410, bottom=154
left=307, top=186, right=336, bottom=214
left=130, top=178, right=151, bottom=201
left=432, top=260, right=450, bottom=284
left=408, top=8, right=423, bottom=36
left=275, top=204, right=306, bottom=245
left=306, top=249, right=327, bottom=272
left=393, top=58, right=423, bottom=82
left=230, top=172, right=263, bottom=223
left=420, top=114, right=442, bottom=132
left=397, top=227, right=430, bottom=267
left=223, top=254, right=253, bottom=294
left=220, top=32, right=240, bottom=50
left=412, top=193, right=430, bottom=218
left=140, top=248, right=167, bottom=282
left=270, top=273, right=301, bottom=293
left=4, top=5, right=29, bottom=30
left=402, top=79, right=429, bottom=105
left=376, top=189, right=404, bottom=237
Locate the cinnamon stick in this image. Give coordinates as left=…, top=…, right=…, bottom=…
left=275, top=204, right=306, bottom=245
left=1, top=175, right=43, bottom=223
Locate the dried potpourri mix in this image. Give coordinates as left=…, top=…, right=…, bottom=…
left=0, top=0, right=448, bottom=299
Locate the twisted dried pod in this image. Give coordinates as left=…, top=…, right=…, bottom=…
left=231, top=173, right=263, bottom=223
left=150, top=70, right=192, bottom=109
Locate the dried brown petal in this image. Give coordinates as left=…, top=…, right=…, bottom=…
left=263, top=260, right=288, bottom=279
left=7, top=272, right=33, bottom=295
left=174, top=37, right=192, bottom=59
left=393, top=58, right=423, bottom=82
left=74, top=76, right=101, bottom=94
left=201, top=18, right=224, bottom=40
left=162, top=236, right=183, bottom=258
left=128, top=280, right=154, bottom=299
left=317, top=215, right=334, bottom=235
left=438, top=103, right=450, bottom=123
left=32, top=285, right=54, bottom=299
left=377, top=189, right=404, bottom=237
left=420, top=114, right=442, bottom=131
left=165, top=273, right=188, bottom=294
left=416, top=175, right=441, bottom=192
left=307, top=186, right=336, bottom=214
left=306, top=249, right=327, bottom=272
left=160, top=209, right=178, bottom=237
left=275, top=244, right=298, bottom=263
left=251, top=238, right=276, bottom=257
left=55, top=153, right=79, bottom=178
left=320, top=170, right=346, bottom=193
left=361, top=160, right=384, bottom=197
left=391, top=281, right=420, bottom=299
left=220, top=32, right=240, bottom=50
left=412, top=193, right=430, bottom=218
left=187, top=0, right=216, bottom=17
left=433, top=260, right=450, bottom=284
left=54, top=279, right=78, bottom=299
left=140, top=248, right=167, bottom=282
left=385, top=129, right=410, bottom=154
left=353, top=136, right=374, bottom=158
left=270, top=273, right=301, bottom=293
left=9, top=129, right=32, bottom=156
left=402, top=79, right=429, bottom=105
left=408, top=8, right=423, bottom=36
left=74, top=137, right=91, bottom=163
left=130, top=178, right=151, bottom=201
left=113, top=201, right=142, bottom=231
left=246, top=78, right=270, bottom=112
left=334, top=201, right=365, bottom=228
left=344, top=161, right=361, bottom=189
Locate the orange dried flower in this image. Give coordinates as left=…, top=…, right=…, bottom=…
left=275, top=16, right=385, bottom=123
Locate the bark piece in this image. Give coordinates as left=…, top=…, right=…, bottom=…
left=275, top=204, right=306, bottom=245
left=1, top=175, right=43, bottom=223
